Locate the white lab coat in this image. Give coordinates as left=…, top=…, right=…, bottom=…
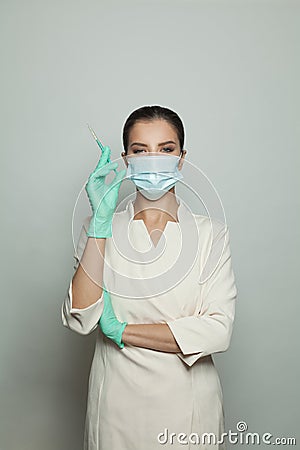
left=61, top=198, right=237, bottom=449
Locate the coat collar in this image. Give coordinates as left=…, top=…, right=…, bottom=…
left=109, top=196, right=202, bottom=298
left=125, top=197, right=186, bottom=224
left=112, top=196, right=199, bottom=258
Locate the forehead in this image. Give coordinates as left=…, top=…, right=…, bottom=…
left=128, top=120, right=179, bottom=143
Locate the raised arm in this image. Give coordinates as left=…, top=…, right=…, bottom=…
left=71, top=235, right=106, bottom=310
left=61, top=222, right=106, bottom=335
left=61, top=145, right=126, bottom=335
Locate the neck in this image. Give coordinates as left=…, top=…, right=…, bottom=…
left=133, top=188, right=179, bottom=223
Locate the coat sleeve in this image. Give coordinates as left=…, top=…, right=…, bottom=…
left=166, top=222, right=237, bottom=367
left=61, top=217, right=104, bottom=336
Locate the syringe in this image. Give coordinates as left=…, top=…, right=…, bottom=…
left=87, top=123, right=118, bottom=174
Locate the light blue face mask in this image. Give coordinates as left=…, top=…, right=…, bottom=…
left=126, top=154, right=184, bottom=200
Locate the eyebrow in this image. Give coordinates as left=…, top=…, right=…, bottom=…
left=130, top=140, right=176, bottom=148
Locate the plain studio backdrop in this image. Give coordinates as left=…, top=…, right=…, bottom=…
left=1, top=1, right=299, bottom=449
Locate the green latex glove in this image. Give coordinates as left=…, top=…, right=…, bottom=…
left=85, top=145, right=127, bottom=238
left=98, top=286, right=128, bottom=349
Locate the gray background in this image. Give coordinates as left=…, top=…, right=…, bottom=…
left=1, top=0, right=299, bottom=449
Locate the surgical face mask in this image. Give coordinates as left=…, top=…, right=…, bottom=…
left=126, top=154, right=184, bottom=200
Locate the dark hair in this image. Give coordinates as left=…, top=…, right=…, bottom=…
left=122, top=105, right=185, bottom=155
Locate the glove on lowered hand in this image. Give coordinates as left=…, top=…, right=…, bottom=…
left=99, top=286, right=127, bottom=349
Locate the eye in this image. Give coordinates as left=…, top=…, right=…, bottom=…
left=162, top=147, right=174, bottom=152
left=132, top=147, right=175, bottom=154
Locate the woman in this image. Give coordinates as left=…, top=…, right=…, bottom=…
left=61, top=105, right=238, bottom=449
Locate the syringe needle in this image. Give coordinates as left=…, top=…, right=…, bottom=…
left=86, top=123, right=118, bottom=174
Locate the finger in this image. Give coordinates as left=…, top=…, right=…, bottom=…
left=93, top=146, right=112, bottom=172
left=90, top=161, right=118, bottom=179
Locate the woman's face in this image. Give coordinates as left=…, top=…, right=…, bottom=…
left=121, top=119, right=186, bottom=170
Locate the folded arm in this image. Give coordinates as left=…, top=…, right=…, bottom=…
left=122, top=323, right=181, bottom=353
left=122, top=225, right=237, bottom=367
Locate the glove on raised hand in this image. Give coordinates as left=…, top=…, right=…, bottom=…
left=85, top=145, right=126, bottom=238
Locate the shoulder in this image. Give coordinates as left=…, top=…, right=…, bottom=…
left=191, top=213, right=229, bottom=248
left=192, top=213, right=227, bottom=233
